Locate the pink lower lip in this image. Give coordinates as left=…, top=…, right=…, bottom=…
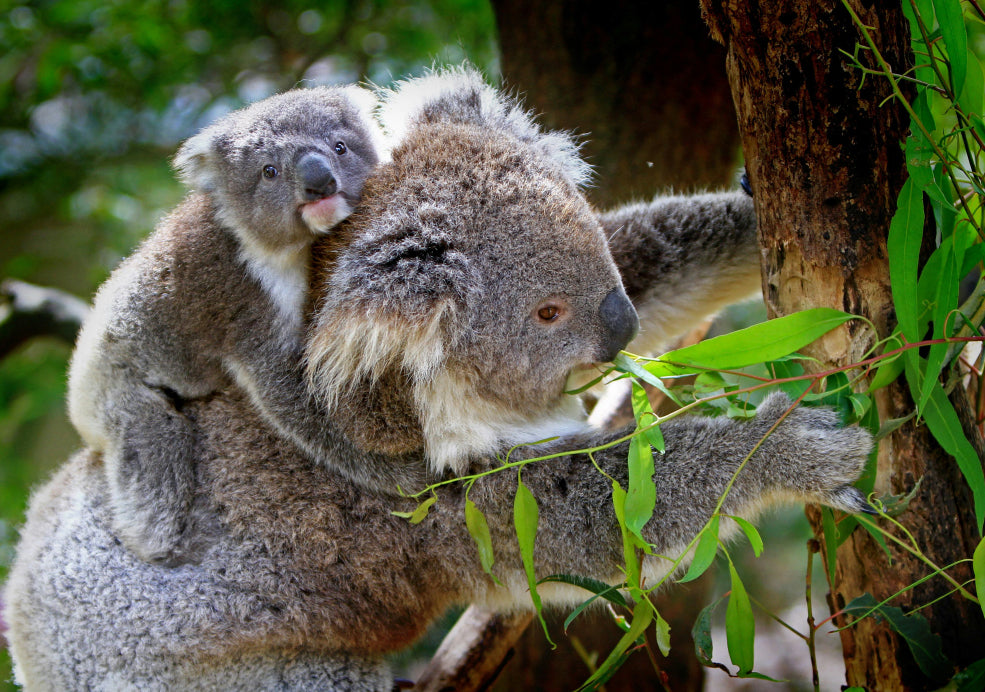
left=301, top=193, right=349, bottom=231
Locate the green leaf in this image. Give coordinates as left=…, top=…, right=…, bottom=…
left=726, top=563, right=755, bottom=675
left=539, top=574, right=630, bottom=609
left=514, top=480, right=554, bottom=647
left=654, top=609, right=671, bottom=657
left=730, top=516, right=764, bottom=557
left=654, top=308, right=855, bottom=372
left=612, top=353, right=687, bottom=401
left=612, top=480, right=641, bottom=588
left=871, top=476, right=924, bottom=517
left=465, top=500, right=497, bottom=581
left=679, top=515, right=721, bottom=584
left=974, top=537, right=985, bottom=622
left=694, top=370, right=728, bottom=393
left=964, top=54, right=985, bottom=116
left=625, top=432, right=657, bottom=545
left=692, top=595, right=732, bottom=674
left=575, top=599, right=654, bottom=691
left=769, top=358, right=812, bottom=399
left=917, top=232, right=959, bottom=413
left=954, top=658, right=985, bottom=692
left=537, top=574, right=630, bottom=633
left=888, top=178, right=925, bottom=345
left=905, top=132, right=935, bottom=191
left=843, top=593, right=951, bottom=681
left=407, top=495, right=437, bottom=524
left=630, top=381, right=665, bottom=452
left=932, top=0, right=968, bottom=98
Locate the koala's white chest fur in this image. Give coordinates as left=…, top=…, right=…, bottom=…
left=238, top=239, right=311, bottom=331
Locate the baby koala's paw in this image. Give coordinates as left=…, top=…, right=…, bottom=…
left=755, top=392, right=874, bottom=513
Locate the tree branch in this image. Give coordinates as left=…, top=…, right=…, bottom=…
left=0, top=279, right=88, bottom=358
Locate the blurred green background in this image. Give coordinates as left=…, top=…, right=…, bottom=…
left=0, top=1, right=496, bottom=687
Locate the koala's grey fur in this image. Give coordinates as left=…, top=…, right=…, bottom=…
left=66, top=85, right=385, bottom=564
left=7, top=68, right=871, bottom=690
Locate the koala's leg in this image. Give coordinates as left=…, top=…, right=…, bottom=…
left=602, top=189, right=761, bottom=355
left=467, top=394, right=871, bottom=601
left=104, top=382, right=200, bottom=565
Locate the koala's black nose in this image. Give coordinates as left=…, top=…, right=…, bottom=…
left=297, top=151, right=338, bottom=200
left=598, top=287, right=639, bottom=362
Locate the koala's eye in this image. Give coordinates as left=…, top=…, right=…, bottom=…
left=334, top=141, right=347, bottom=155
left=537, top=305, right=561, bottom=322
left=262, top=165, right=279, bottom=179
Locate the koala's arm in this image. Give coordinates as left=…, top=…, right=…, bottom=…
left=463, top=394, right=870, bottom=596
left=602, top=190, right=761, bottom=353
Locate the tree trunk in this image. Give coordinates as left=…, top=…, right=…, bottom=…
left=482, top=2, right=743, bottom=690
left=492, top=0, right=739, bottom=208
left=701, top=0, right=985, bottom=688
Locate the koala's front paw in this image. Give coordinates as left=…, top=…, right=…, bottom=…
left=756, top=393, right=874, bottom=513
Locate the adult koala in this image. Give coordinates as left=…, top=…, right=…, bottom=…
left=4, top=69, right=870, bottom=690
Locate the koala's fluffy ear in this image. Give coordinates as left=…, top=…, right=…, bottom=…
left=172, top=129, right=219, bottom=193
left=379, top=66, right=591, bottom=188
left=307, top=204, right=475, bottom=408
left=331, top=84, right=390, bottom=163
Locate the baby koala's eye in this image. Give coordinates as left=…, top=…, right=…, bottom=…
left=262, top=165, right=279, bottom=179
left=334, top=141, right=347, bottom=155
left=537, top=305, right=560, bottom=322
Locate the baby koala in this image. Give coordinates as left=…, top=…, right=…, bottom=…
left=68, top=85, right=385, bottom=565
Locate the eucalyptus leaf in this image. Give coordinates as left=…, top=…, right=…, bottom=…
left=932, top=0, right=968, bottom=97
left=692, top=595, right=733, bottom=675
left=655, top=609, right=672, bottom=657
left=630, top=381, right=666, bottom=452
left=409, top=495, right=437, bottom=524
left=465, top=500, right=497, bottom=581
left=730, top=516, right=764, bottom=557
left=625, top=433, right=657, bottom=545
left=679, top=515, right=721, bottom=584
left=888, top=178, right=925, bottom=345
left=514, top=480, right=554, bottom=647
left=574, top=599, right=654, bottom=692
left=726, top=563, right=755, bottom=675
left=655, top=308, right=855, bottom=371
left=612, top=481, right=642, bottom=587
left=843, top=593, right=951, bottom=681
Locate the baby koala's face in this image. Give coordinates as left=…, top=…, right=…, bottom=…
left=175, top=86, right=384, bottom=251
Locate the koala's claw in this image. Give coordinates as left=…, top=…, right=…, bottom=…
left=824, top=485, right=875, bottom=515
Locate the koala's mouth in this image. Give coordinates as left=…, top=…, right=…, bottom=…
left=300, top=194, right=352, bottom=234
left=564, top=363, right=609, bottom=395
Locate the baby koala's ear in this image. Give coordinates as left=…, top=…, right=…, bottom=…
left=172, top=129, right=219, bottom=193
left=336, top=84, right=389, bottom=163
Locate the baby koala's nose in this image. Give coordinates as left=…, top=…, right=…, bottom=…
left=297, top=151, right=338, bottom=200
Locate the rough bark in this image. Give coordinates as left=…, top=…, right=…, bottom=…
left=481, top=3, right=743, bottom=690
left=701, top=0, right=985, bottom=688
